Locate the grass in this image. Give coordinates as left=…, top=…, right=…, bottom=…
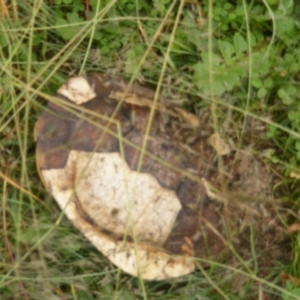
left=1, top=0, right=300, bottom=299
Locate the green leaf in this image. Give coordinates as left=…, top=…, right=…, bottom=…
left=288, top=111, right=300, bottom=121
left=284, top=53, right=294, bottom=63
left=101, top=46, right=110, bottom=54
left=277, top=16, right=295, bottom=38
left=263, top=78, right=273, bottom=88
left=295, top=142, right=300, bottom=151
left=279, top=0, right=294, bottom=14
left=286, top=85, right=297, bottom=96
left=252, top=52, right=270, bottom=75
left=66, top=12, right=80, bottom=23
left=55, top=13, right=83, bottom=41
left=278, top=89, right=287, bottom=99
left=292, top=288, right=300, bottom=297
left=222, top=72, right=240, bottom=91
left=100, top=37, right=108, bottom=46
left=124, top=44, right=147, bottom=72
left=235, top=6, right=245, bottom=16
left=193, top=62, right=209, bottom=82
left=221, top=24, right=229, bottom=31
left=224, top=3, right=233, bottom=10
left=278, top=89, right=293, bottom=105
left=218, top=40, right=234, bottom=64
left=249, top=32, right=257, bottom=47
left=251, top=78, right=262, bottom=88
left=258, top=87, right=267, bottom=98
left=267, top=125, right=278, bottom=138
left=233, top=33, right=247, bottom=56
left=152, top=0, right=167, bottom=15
left=213, top=6, right=222, bottom=17
left=209, top=79, right=226, bottom=96
left=0, top=33, right=9, bottom=47
left=193, top=62, right=226, bottom=96
left=135, top=44, right=145, bottom=55
left=201, top=52, right=220, bottom=65
left=228, top=13, right=236, bottom=20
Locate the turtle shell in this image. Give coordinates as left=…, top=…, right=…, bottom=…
left=35, top=74, right=286, bottom=280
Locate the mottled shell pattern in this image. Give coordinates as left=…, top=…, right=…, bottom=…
left=35, top=73, right=286, bottom=280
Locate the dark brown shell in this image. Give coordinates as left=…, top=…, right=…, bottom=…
left=35, top=74, right=288, bottom=280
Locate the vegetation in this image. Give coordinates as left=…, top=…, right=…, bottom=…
left=1, top=0, right=300, bottom=299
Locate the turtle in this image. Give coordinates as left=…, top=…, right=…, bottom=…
left=35, top=73, right=289, bottom=280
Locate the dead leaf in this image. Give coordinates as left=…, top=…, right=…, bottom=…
left=290, top=171, right=300, bottom=179
left=280, top=272, right=299, bottom=286
left=287, top=223, right=300, bottom=233
left=208, top=133, right=231, bottom=155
